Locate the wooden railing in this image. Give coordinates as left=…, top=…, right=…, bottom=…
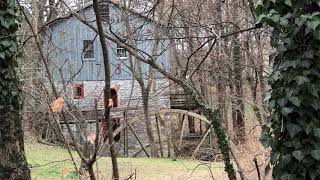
left=170, top=93, right=197, bottom=110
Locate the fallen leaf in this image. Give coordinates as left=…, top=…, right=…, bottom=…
left=51, top=97, right=64, bottom=112
left=108, top=99, right=113, bottom=107
left=62, top=167, right=69, bottom=177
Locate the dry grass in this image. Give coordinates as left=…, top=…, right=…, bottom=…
left=26, top=143, right=228, bottom=180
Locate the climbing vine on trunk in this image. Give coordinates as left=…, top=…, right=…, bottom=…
left=257, top=1, right=320, bottom=179
left=0, top=0, right=31, bottom=179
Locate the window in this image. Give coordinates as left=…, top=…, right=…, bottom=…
left=99, top=1, right=109, bottom=22
left=83, top=40, right=94, bottom=59
left=116, top=44, right=127, bottom=59
left=111, top=88, right=119, bottom=107
left=73, top=83, right=84, bottom=99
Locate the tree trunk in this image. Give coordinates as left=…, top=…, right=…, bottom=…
left=232, top=38, right=245, bottom=143
left=92, top=0, right=119, bottom=179
left=256, top=34, right=268, bottom=115
left=0, top=0, right=31, bottom=179
left=196, top=101, right=236, bottom=180
left=87, top=164, right=96, bottom=180
left=142, top=93, right=159, bottom=157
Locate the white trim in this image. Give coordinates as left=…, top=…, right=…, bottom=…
left=116, top=57, right=128, bottom=60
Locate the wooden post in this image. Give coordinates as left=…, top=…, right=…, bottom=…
left=192, top=128, right=211, bottom=159
left=123, top=121, right=126, bottom=156
left=155, top=115, right=164, bottom=157
left=124, top=110, right=129, bottom=157
left=200, top=120, right=203, bottom=135
left=128, top=124, right=150, bottom=157
left=158, top=113, right=172, bottom=158
left=178, top=114, right=187, bottom=151
left=188, top=110, right=195, bottom=133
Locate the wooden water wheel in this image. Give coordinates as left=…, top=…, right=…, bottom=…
left=123, top=109, right=215, bottom=159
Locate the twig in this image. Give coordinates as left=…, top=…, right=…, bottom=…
left=124, top=169, right=137, bottom=180
left=254, top=157, right=261, bottom=180
left=29, top=159, right=71, bottom=168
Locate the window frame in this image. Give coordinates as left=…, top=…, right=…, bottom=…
left=73, top=82, right=84, bottom=99
left=99, top=1, right=110, bottom=22
left=116, top=43, right=128, bottom=60
left=83, top=40, right=94, bottom=60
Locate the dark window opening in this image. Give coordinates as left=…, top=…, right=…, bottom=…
left=83, top=40, right=94, bottom=59
left=99, top=1, right=110, bottom=22
left=102, top=87, right=120, bottom=142
left=111, top=88, right=119, bottom=107
left=116, top=44, right=127, bottom=59
left=73, top=83, right=84, bottom=99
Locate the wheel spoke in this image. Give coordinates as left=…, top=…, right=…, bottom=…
left=192, top=128, right=211, bottom=159
left=178, top=114, right=187, bottom=150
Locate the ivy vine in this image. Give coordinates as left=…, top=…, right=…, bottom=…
left=0, top=0, right=21, bottom=110
left=0, top=0, right=30, bottom=179
left=257, top=1, right=320, bottom=179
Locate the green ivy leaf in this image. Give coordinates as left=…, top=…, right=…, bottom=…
left=281, top=107, right=293, bottom=116
left=256, top=3, right=265, bottom=16
left=6, top=8, right=15, bottom=15
left=311, top=100, right=320, bottom=110
left=0, top=19, right=10, bottom=29
left=260, top=126, right=272, bottom=148
left=280, top=173, right=296, bottom=180
left=313, top=129, right=320, bottom=138
left=10, top=91, right=18, bottom=96
left=305, top=123, right=313, bottom=135
left=292, top=138, right=303, bottom=149
left=302, top=156, right=315, bottom=168
left=287, top=124, right=302, bottom=138
left=292, top=150, right=305, bottom=161
left=307, top=19, right=320, bottom=31
left=1, top=40, right=12, bottom=47
left=308, top=84, right=318, bottom=98
left=280, top=154, right=292, bottom=168
left=278, top=98, right=288, bottom=107
left=289, top=97, right=301, bottom=107
left=280, top=17, right=289, bottom=27
left=309, top=169, right=319, bottom=180
left=311, top=12, right=320, bottom=18
left=295, top=76, right=309, bottom=85
left=311, top=150, right=320, bottom=160
left=295, top=15, right=308, bottom=28
left=271, top=14, right=281, bottom=23
left=284, top=0, right=292, bottom=7
left=278, top=60, right=298, bottom=70
left=8, top=43, right=17, bottom=52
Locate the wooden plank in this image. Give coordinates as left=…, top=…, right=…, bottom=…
left=158, top=112, right=173, bottom=158
left=159, top=109, right=210, bottom=124
left=178, top=114, right=187, bottom=150
left=155, top=115, right=164, bottom=157
left=127, top=124, right=150, bottom=157
left=191, top=128, right=211, bottom=159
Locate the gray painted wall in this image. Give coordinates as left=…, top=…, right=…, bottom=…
left=44, top=2, right=170, bottom=82
left=44, top=2, right=172, bottom=110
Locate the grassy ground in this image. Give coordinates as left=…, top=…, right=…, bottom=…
left=26, top=143, right=227, bottom=180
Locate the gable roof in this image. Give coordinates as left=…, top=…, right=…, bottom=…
left=47, top=0, right=154, bottom=28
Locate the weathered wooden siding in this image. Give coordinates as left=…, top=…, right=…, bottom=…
left=44, top=2, right=170, bottom=82
left=64, top=79, right=170, bottom=110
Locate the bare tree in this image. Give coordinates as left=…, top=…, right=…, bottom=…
left=92, top=0, right=119, bottom=179
left=0, top=0, right=31, bottom=179
left=18, top=0, right=272, bottom=179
